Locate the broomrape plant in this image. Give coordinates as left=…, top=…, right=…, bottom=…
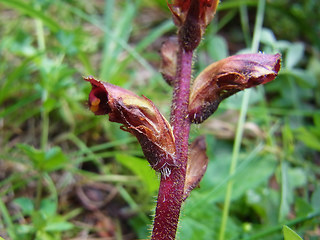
left=85, top=1, right=281, bottom=239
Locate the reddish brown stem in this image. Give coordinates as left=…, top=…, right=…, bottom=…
left=151, top=48, right=193, bottom=240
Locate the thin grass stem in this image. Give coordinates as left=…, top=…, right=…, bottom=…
left=40, top=107, right=49, bottom=151
left=218, top=0, right=266, bottom=239
left=239, top=4, right=250, bottom=47
left=35, top=172, right=44, bottom=210
left=218, top=90, right=251, bottom=240
left=34, top=4, right=48, bottom=210
left=35, top=18, right=45, bottom=51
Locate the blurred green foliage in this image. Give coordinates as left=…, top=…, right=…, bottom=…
left=0, top=0, right=319, bottom=239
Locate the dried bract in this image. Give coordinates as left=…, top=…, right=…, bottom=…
left=85, top=76, right=176, bottom=171
left=183, top=136, right=208, bottom=200
left=160, top=37, right=179, bottom=86
left=189, top=53, right=281, bottom=123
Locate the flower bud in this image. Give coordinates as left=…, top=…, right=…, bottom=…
left=183, top=136, right=208, bottom=200
left=189, top=53, right=281, bottom=123
left=159, top=37, right=179, bottom=86
left=85, top=76, right=176, bottom=171
left=168, top=0, right=219, bottom=50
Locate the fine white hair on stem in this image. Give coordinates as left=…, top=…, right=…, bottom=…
left=161, top=166, right=171, bottom=179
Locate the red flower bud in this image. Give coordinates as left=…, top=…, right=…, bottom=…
left=168, top=0, right=219, bottom=29
left=189, top=53, right=281, bottom=123
left=168, top=0, right=219, bottom=50
left=85, top=77, right=176, bottom=172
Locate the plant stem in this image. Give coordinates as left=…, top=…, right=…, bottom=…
left=35, top=172, right=44, bottom=210
left=151, top=48, right=193, bottom=240
left=239, top=4, right=250, bottom=47
left=35, top=3, right=48, bottom=151
left=35, top=5, right=47, bottom=210
left=40, top=106, right=49, bottom=150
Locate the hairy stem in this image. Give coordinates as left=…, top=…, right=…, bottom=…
left=151, top=48, right=193, bottom=240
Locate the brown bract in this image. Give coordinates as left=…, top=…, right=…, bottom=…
left=159, top=37, right=179, bottom=86
left=189, top=53, right=281, bottom=123
left=85, top=76, right=176, bottom=171
left=183, top=136, right=208, bottom=200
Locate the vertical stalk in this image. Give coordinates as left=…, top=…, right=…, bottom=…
left=239, top=4, right=250, bottom=47
left=35, top=4, right=49, bottom=151
left=40, top=102, right=49, bottom=151
left=218, top=0, right=266, bottom=240
left=35, top=172, right=44, bottom=210
left=218, top=90, right=251, bottom=240
left=151, top=48, right=193, bottom=240
left=35, top=7, right=45, bottom=52
left=100, top=0, right=114, bottom=79
left=35, top=6, right=47, bottom=209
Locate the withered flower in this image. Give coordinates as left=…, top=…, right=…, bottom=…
left=85, top=76, right=176, bottom=172
left=189, top=53, right=281, bottom=123
left=184, top=136, right=208, bottom=200
left=168, top=0, right=219, bottom=50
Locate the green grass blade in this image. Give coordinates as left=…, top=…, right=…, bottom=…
left=135, top=20, right=174, bottom=53
left=66, top=3, right=156, bottom=76
left=238, top=211, right=320, bottom=240
left=218, top=0, right=266, bottom=239
left=0, top=198, right=16, bottom=239
left=185, top=142, right=264, bottom=211
left=218, top=0, right=257, bottom=11
left=0, top=54, right=41, bottom=104
left=0, top=93, right=41, bottom=118
left=0, top=0, right=60, bottom=32
left=100, top=1, right=137, bottom=80
left=283, top=225, right=303, bottom=240
left=218, top=90, right=251, bottom=240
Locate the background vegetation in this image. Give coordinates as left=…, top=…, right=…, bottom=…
left=0, top=0, right=319, bottom=239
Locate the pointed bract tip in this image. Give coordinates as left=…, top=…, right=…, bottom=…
left=189, top=53, right=282, bottom=124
